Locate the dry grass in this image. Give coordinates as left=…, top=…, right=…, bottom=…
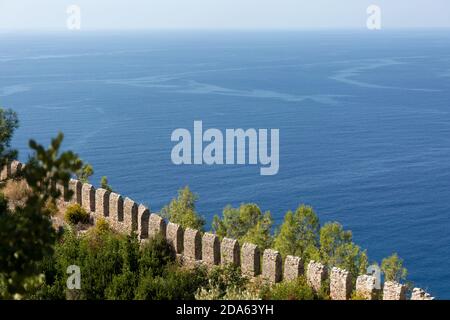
left=1, top=179, right=66, bottom=226
left=2, top=179, right=31, bottom=210
left=1, top=178, right=94, bottom=232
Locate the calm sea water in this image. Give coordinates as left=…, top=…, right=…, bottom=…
left=1, top=31, right=449, bottom=298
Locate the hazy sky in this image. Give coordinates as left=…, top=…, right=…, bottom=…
left=0, top=0, right=449, bottom=31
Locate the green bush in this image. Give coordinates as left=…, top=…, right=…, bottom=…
left=208, top=264, right=247, bottom=295
left=261, top=276, right=315, bottom=300
left=139, top=235, right=175, bottom=277
left=135, top=266, right=207, bottom=300
left=64, top=203, right=90, bottom=225
left=105, top=270, right=137, bottom=300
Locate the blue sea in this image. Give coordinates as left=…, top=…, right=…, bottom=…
left=1, top=30, right=449, bottom=298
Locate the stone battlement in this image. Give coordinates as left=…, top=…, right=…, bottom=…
left=0, top=161, right=435, bottom=300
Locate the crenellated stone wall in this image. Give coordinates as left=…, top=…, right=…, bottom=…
left=411, top=288, right=434, bottom=300
left=330, top=267, right=352, bottom=300
left=81, top=184, right=95, bottom=213
left=355, top=274, right=377, bottom=300
left=0, top=160, right=22, bottom=180
left=284, top=255, right=303, bottom=282
left=383, top=281, right=407, bottom=300
left=221, top=238, right=240, bottom=266
left=241, top=243, right=260, bottom=277
left=166, top=222, right=183, bottom=254
left=262, top=249, right=282, bottom=283
left=307, top=260, right=328, bottom=293
left=1, top=161, right=435, bottom=300
left=202, top=233, right=220, bottom=266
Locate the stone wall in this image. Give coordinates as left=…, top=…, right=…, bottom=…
left=306, top=261, right=328, bottom=293
left=202, top=233, right=220, bottom=266
left=221, top=238, right=240, bottom=266
left=1, top=161, right=435, bottom=300
left=0, top=160, right=22, bottom=180
left=355, top=275, right=377, bottom=300
left=241, top=243, right=260, bottom=277
left=284, top=255, right=303, bottom=282
left=383, top=281, right=407, bottom=300
left=262, top=249, right=282, bottom=283
left=411, top=288, right=434, bottom=300
left=330, top=267, right=352, bottom=300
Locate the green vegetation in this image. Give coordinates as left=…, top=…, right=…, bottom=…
left=31, top=225, right=208, bottom=300
left=261, top=276, right=315, bottom=300
left=161, top=186, right=206, bottom=231
left=76, top=163, right=94, bottom=184
left=0, top=106, right=411, bottom=300
left=381, top=253, right=408, bottom=282
left=213, top=203, right=273, bottom=250
left=0, top=120, right=83, bottom=298
left=64, top=203, right=90, bottom=225
left=0, top=108, right=19, bottom=167
left=318, top=222, right=368, bottom=279
left=273, top=205, right=319, bottom=262
left=100, top=176, right=113, bottom=192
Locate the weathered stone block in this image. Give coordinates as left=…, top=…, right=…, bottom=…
left=356, top=275, right=377, bottom=300
left=284, top=255, right=303, bottom=282
left=81, top=183, right=95, bottom=212
left=148, top=213, right=166, bottom=240
left=0, top=164, right=7, bottom=180
left=262, top=249, right=282, bottom=283
left=95, top=188, right=111, bottom=218
left=137, top=205, right=151, bottom=239
left=221, top=238, right=240, bottom=266
left=184, top=228, right=202, bottom=261
left=411, top=288, right=434, bottom=300
left=330, top=267, right=352, bottom=300
left=383, top=281, right=407, bottom=300
left=68, top=179, right=82, bottom=204
left=109, top=192, right=124, bottom=226
left=10, top=160, right=22, bottom=177
left=306, top=260, right=328, bottom=292
left=55, top=181, right=70, bottom=202
left=166, top=222, right=183, bottom=254
left=123, top=197, right=138, bottom=234
left=202, top=233, right=220, bottom=266
left=241, top=243, right=260, bottom=277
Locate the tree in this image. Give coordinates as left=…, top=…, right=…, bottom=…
left=273, top=205, right=319, bottom=261
left=161, top=186, right=205, bottom=231
left=212, top=204, right=273, bottom=250
left=318, top=222, right=368, bottom=279
left=0, top=107, right=19, bottom=167
left=0, top=132, right=82, bottom=298
left=76, top=163, right=93, bottom=183
left=100, top=176, right=113, bottom=192
left=381, top=253, right=407, bottom=282
left=319, top=222, right=352, bottom=263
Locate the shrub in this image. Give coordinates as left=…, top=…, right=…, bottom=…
left=135, top=266, right=207, bottom=300
left=161, top=186, right=205, bottom=231
left=195, top=264, right=247, bottom=300
left=196, top=284, right=261, bottom=300
left=208, top=264, right=247, bottom=294
left=381, top=253, right=407, bottom=282
left=273, top=205, right=319, bottom=261
left=350, top=291, right=367, bottom=300
left=139, top=235, right=174, bottom=278
left=212, top=204, right=273, bottom=250
left=261, top=276, right=315, bottom=300
left=44, top=199, right=59, bottom=216
left=94, top=217, right=110, bottom=234
left=64, top=203, right=90, bottom=225
left=105, top=270, right=137, bottom=300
